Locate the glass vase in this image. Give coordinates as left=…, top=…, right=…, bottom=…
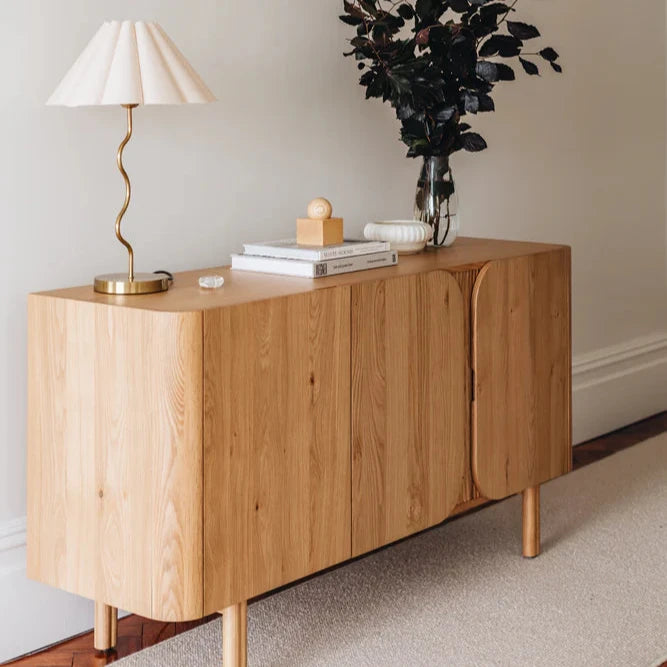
left=414, top=155, right=459, bottom=247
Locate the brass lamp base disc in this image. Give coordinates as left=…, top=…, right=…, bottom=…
left=94, top=273, right=170, bottom=295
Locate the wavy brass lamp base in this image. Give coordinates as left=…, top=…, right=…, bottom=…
left=94, top=273, right=170, bottom=295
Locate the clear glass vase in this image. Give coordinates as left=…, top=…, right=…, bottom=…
left=414, top=155, right=459, bottom=247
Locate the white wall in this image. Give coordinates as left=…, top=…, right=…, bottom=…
left=1, top=0, right=666, bottom=660
left=454, top=0, right=667, bottom=441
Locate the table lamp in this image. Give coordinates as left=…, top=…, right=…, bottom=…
left=48, top=21, right=216, bottom=295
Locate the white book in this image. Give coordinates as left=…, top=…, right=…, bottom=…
left=231, top=251, right=398, bottom=278
left=242, top=238, right=390, bottom=262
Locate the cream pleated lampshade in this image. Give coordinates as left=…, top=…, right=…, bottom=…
left=47, top=20, right=216, bottom=106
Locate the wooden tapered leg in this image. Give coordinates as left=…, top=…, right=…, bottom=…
left=94, top=602, right=118, bottom=651
left=522, top=485, right=541, bottom=558
left=221, top=602, right=247, bottom=667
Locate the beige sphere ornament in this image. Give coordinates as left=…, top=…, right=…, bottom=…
left=307, top=197, right=333, bottom=220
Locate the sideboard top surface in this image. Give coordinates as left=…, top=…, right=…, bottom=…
left=33, top=237, right=568, bottom=313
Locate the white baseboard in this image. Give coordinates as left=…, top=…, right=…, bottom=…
left=1, top=332, right=665, bottom=661
left=572, top=332, right=667, bottom=444
left=0, top=562, right=94, bottom=664
left=0, top=517, right=26, bottom=575
left=0, top=517, right=95, bottom=663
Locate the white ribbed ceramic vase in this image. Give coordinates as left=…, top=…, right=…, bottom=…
left=363, top=220, right=434, bottom=254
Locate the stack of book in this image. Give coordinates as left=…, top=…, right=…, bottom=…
left=231, top=239, right=398, bottom=278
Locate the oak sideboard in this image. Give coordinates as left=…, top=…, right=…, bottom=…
left=27, top=237, right=572, bottom=666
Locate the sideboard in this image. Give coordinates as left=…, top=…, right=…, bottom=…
left=27, top=237, right=572, bottom=666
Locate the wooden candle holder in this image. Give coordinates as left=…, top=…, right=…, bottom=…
left=296, top=217, right=344, bottom=246
left=296, top=198, right=344, bottom=246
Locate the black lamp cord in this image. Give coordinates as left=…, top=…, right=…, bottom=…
left=153, top=270, right=174, bottom=283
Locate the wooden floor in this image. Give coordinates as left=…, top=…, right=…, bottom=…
left=8, top=412, right=667, bottom=667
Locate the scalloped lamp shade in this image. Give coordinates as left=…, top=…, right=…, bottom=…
left=47, top=20, right=216, bottom=106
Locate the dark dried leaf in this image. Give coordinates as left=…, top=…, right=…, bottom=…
left=434, top=105, right=457, bottom=122
left=360, top=0, right=380, bottom=16
left=478, top=37, right=499, bottom=58
left=480, top=2, right=512, bottom=18
left=359, top=70, right=374, bottom=86
left=497, top=36, right=522, bottom=57
left=415, top=0, right=435, bottom=18
left=463, top=91, right=479, bottom=113
left=476, top=61, right=498, bottom=82
left=450, top=0, right=470, bottom=12
left=479, top=34, right=522, bottom=58
left=462, top=132, right=488, bottom=151
left=397, top=103, right=416, bottom=120
left=496, top=62, right=515, bottom=80
left=340, top=14, right=364, bottom=26
left=402, top=117, right=427, bottom=138
left=539, top=47, right=559, bottom=62
left=478, top=93, right=495, bottom=111
left=519, top=57, right=539, bottom=75
left=343, top=0, right=365, bottom=19
left=506, top=21, right=540, bottom=40
left=366, top=71, right=386, bottom=98
left=387, top=71, right=411, bottom=94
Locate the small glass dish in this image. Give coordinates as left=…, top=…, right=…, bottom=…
left=199, top=275, right=225, bottom=290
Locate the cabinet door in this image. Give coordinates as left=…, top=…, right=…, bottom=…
left=27, top=300, right=204, bottom=622
left=203, top=287, right=351, bottom=612
left=351, top=271, right=466, bottom=556
left=472, top=249, right=572, bottom=500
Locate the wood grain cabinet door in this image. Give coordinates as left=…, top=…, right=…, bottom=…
left=472, top=249, right=572, bottom=500
left=351, top=271, right=467, bottom=556
left=203, top=286, right=351, bottom=612
left=27, top=300, right=204, bottom=622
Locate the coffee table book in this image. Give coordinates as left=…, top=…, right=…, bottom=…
left=242, top=239, right=390, bottom=261
left=231, top=250, right=398, bottom=278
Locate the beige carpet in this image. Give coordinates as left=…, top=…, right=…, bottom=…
left=118, top=435, right=667, bottom=667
